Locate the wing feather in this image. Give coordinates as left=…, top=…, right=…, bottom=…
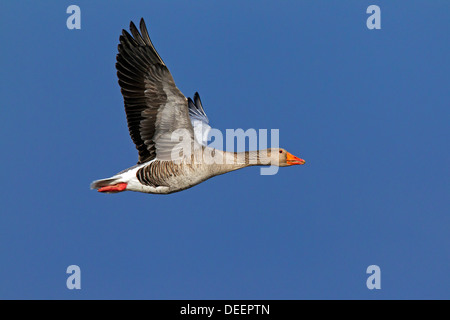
left=188, top=92, right=211, bottom=146
left=116, top=18, right=195, bottom=163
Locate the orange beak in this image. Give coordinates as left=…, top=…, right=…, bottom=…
left=286, top=152, right=306, bottom=165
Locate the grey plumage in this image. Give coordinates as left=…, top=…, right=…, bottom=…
left=90, top=18, right=305, bottom=195
left=116, top=18, right=194, bottom=164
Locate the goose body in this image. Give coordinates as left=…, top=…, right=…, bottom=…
left=91, top=19, right=305, bottom=195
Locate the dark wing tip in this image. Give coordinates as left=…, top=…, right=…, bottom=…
left=130, top=20, right=138, bottom=32
left=120, top=29, right=134, bottom=44
left=194, top=92, right=204, bottom=111
left=140, top=18, right=146, bottom=30
left=188, top=92, right=208, bottom=123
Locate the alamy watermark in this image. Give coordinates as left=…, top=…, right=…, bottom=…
left=167, top=128, right=286, bottom=175
left=66, top=5, right=81, bottom=30
left=367, top=5, right=381, bottom=30
left=66, top=265, right=81, bottom=289
left=366, top=265, right=381, bottom=290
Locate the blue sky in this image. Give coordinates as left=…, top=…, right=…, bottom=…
left=0, top=1, right=448, bottom=299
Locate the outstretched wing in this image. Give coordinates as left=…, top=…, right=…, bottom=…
left=188, top=92, right=211, bottom=146
left=116, top=18, right=195, bottom=163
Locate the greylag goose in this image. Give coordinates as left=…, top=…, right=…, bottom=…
left=91, top=18, right=305, bottom=195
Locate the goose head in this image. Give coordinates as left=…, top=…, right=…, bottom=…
left=271, top=148, right=305, bottom=167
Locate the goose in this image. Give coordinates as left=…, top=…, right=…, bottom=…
left=91, top=18, right=305, bottom=195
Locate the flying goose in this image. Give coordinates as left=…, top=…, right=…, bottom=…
left=91, top=18, right=305, bottom=194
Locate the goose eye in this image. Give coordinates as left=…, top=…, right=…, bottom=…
left=279, top=150, right=283, bottom=154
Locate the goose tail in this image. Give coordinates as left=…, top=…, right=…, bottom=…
left=90, top=175, right=127, bottom=193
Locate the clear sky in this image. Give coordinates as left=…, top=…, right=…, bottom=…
left=0, top=0, right=448, bottom=299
